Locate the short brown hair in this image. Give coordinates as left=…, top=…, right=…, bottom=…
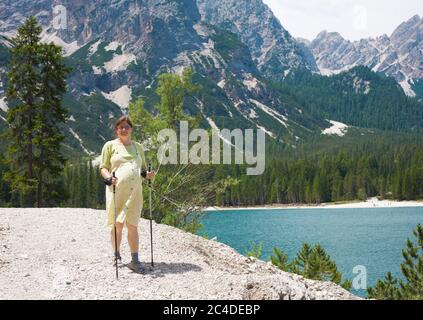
left=114, top=115, right=133, bottom=132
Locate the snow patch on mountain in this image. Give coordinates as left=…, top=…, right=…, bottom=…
left=69, top=127, right=93, bottom=155
left=222, top=103, right=233, bottom=118
left=229, top=99, right=276, bottom=139
left=88, top=40, right=102, bottom=56
left=206, top=117, right=234, bottom=147
left=40, top=32, right=80, bottom=56
left=243, top=74, right=260, bottom=91
left=104, top=53, right=136, bottom=73
left=399, top=79, right=416, bottom=97
left=105, top=41, right=120, bottom=51
left=101, top=85, right=132, bottom=112
left=322, top=120, right=349, bottom=137
left=82, top=90, right=96, bottom=97
left=249, top=99, right=288, bottom=128
left=256, top=125, right=275, bottom=138
left=248, top=108, right=258, bottom=119
left=92, top=66, right=103, bottom=75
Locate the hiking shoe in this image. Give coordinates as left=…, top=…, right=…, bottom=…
left=127, top=260, right=144, bottom=274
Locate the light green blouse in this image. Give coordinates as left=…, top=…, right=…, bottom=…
left=100, top=139, right=147, bottom=227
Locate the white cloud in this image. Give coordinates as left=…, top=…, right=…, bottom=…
left=263, top=0, right=423, bottom=41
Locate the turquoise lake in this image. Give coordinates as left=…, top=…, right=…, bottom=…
left=199, top=207, right=423, bottom=298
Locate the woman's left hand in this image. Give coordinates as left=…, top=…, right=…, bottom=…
left=146, top=171, right=156, bottom=180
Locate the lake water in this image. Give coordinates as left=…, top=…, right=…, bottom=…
left=199, top=207, right=423, bottom=298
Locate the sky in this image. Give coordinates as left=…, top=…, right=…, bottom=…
left=262, top=0, right=423, bottom=41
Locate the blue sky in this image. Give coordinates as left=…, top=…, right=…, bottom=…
left=262, top=0, right=423, bottom=41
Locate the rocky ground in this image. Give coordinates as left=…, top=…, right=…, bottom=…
left=0, top=208, right=360, bottom=300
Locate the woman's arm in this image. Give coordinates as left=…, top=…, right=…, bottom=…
left=100, top=168, right=111, bottom=179
left=100, top=142, right=118, bottom=185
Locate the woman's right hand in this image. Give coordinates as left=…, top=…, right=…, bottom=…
left=110, top=175, right=118, bottom=186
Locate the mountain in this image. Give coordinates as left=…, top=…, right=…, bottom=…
left=0, top=0, right=328, bottom=156
left=0, top=1, right=422, bottom=158
left=304, top=15, right=423, bottom=98
left=195, top=0, right=319, bottom=77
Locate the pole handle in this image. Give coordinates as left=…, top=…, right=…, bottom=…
left=148, top=163, right=152, bottom=187
left=112, top=171, right=116, bottom=192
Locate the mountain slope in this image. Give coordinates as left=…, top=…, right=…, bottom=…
left=276, top=66, right=423, bottom=134
left=0, top=1, right=328, bottom=156
left=0, top=1, right=421, bottom=158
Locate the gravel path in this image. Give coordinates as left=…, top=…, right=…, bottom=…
left=0, top=208, right=360, bottom=300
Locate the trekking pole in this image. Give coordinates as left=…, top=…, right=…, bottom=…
left=112, top=172, right=119, bottom=280
left=148, top=163, right=154, bottom=267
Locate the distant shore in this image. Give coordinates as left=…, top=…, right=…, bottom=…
left=204, top=197, right=423, bottom=211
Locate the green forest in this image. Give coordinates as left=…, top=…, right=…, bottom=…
left=273, top=66, right=423, bottom=134
left=215, top=140, right=423, bottom=206
left=2, top=139, right=422, bottom=208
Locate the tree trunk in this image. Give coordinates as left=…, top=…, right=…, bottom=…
left=37, top=170, right=43, bottom=208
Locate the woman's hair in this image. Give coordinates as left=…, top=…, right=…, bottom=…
left=114, top=115, right=133, bottom=133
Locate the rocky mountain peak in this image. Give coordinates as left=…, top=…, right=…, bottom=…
left=314, top=30, right=344, bottom=42
left=306, top=15, right=423, bottom=96
left=195, top=0, right=319, bottom=77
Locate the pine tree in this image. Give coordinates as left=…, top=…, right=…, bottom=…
left=0, top=154, right=11, bottom=206
left=33, top=43, right=70, bottom=207
left=367, top=272, right=401, bottom=300
left=3, top=17, right=69, bottom=207
left=399, top=224, right=423, bottom=299
left=368, top=224, right=423, bottom=299
left=270, top=243, right=351, bottom=290
left=312, top=174, right=321, bottom=203
left=3, top=17, right=42, bottom=206
left=270, top=247, right=290, bottom=271
left=87, top=160, right=96, bottom=208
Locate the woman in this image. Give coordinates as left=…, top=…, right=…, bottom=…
left=100, top=116, right=155, bottom=274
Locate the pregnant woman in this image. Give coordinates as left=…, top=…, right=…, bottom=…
left=100, top=116, right=155, bottom=273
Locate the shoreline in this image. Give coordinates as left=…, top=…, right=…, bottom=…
left=204, top=197, right=423, bottom=211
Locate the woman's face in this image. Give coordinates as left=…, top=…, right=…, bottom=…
left=116, top=121, right=132, bottom=139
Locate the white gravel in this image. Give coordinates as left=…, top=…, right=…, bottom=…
left=0, top=208, right=360, bottom=300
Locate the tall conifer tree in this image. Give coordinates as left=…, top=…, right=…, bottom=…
left=4, top=17, right=69, bottom=207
